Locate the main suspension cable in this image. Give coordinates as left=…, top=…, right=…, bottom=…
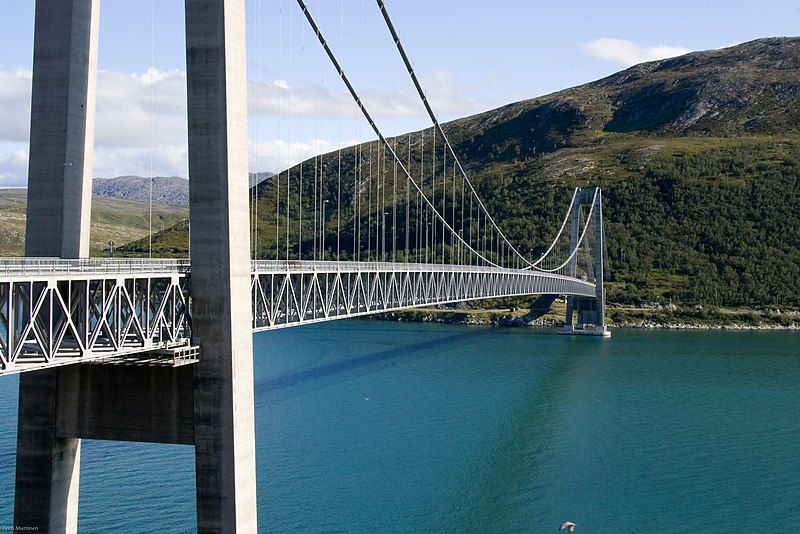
left=296, top=0, right=501, bottom=267
left=375, top=0, right=537, bottom=268
left=535, top=188, right=600, bottom=274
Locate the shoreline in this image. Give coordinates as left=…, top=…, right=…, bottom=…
left=372, top=308, right=800, bottom=331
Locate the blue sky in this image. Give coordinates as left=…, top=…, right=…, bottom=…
left=0, top=0, right=798, bottom=185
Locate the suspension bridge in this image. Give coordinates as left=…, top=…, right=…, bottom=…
left=4, top=0, right=609, bottom=531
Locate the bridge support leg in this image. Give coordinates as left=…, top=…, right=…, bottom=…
left=14, top=1, right=100, bottom=531
left=15, top=371, right=82, bottom=533
left=562, top=193, right=581, bottom=334
left=186, top=0, right=258, bottom=531
left=592, top=189, right=609, bottom=337
left=559, top=189, right=610, bottom=337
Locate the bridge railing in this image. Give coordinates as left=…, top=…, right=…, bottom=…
left=0, top=258, right=595, bottom=282
left=251, top=260, right=580, bottom=278
left=0, top=258, right=191, bottom=277
left=0, top=256, right=599, bottom=374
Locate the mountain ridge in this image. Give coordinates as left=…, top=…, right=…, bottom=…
left=447, top=37, right=800, bottom=165
left=92, top=172, right=274, bottom=205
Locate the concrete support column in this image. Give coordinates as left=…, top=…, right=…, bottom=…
left=185, top=0, right=257, bottom=531
left=592, top=188, right=608, bottom=333
left=563, top=189, right=581, bottom=330
left=15, top=371, right=82, bottom=533
left=15, top=1, right=100, bottom=532
left=25, top=0, right=99, bottom=259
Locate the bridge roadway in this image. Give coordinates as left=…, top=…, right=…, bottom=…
left=0, top=258, right=596, bottom=375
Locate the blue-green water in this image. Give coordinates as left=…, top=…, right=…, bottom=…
left=1, top=323, right=799, bottom=532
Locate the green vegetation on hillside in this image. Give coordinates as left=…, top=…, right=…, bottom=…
left=96, top=38, right=800, bottom=310
left=466, top=136, right=800, bottom=307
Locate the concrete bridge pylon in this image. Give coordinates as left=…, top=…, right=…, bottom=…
left=14, top=1, right=257, bottom=532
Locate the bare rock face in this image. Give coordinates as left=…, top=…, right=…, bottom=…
left=602, top=38, right=800, bottom=135
left=93, top=176, right=190, bottom=205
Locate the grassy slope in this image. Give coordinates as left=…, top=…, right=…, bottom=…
left=129, top=134, right=800, bottom=309
left=0, top=189, right=188, bottom=256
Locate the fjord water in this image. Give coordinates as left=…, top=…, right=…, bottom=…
left=1, top=323, right=799, bottom=532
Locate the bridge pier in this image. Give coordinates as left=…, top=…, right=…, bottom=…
left=14, top=0, right=100, bottom=531
left=560, top=188, right=611, bottom=337
left=185, top=0, right=258, bottom=530
left=15, top=0, right=257, bottom=532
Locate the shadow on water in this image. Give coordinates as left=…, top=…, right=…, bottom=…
left=257, top=329, right=488, bottom=392
left=445, top=337, right=602, bottom=532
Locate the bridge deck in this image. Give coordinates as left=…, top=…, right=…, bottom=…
left=0, top=259, right=595, bottom=375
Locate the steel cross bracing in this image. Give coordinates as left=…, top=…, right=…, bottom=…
left=251, top=260, right=595, bottom=330
left=0, top=259, right=193, bottom=375
left=0, top=258, right=596, bottom=375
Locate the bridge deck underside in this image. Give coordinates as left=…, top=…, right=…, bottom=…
left=0, top=261, right=595, bottom=374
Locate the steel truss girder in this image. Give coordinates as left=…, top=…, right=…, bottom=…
left=0, top=261, right=596, bottom=375
left=250, top=264, right=595, bottom=332
left=0, top=273, right=191, bottom=374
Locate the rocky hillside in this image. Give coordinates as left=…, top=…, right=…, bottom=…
left=131, top=38, right=800, bottom=308
left=93, top=176, right=190, bottom=205
left=450, top=37, right=800, bottom=164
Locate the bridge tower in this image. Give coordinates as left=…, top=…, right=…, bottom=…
left=561, top=188, right=610, bottom=337
left=14, top=0, right=257, bottom=532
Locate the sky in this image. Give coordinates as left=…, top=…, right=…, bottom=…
left=0, top=0, right=798, bottom=186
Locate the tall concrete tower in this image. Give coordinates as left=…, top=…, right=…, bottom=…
left=14, top=1, right=258, bottom=531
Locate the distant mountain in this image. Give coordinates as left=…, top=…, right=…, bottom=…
left=93, top=176, right=190, bottom=205
left=0, top=188, right=187, bottom=256
left=93, top=172, right=275, bottom=205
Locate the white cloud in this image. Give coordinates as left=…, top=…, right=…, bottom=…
left=0, top=67, right=189, bottom=182
left=0, top=67, right=188, bottom=148
left=0, top=70, right=33, bottom=144
left=250, top=138, right=359, bottom=174
left=95, top=67, right=187, bottom=148
left=0, top=148, right=28, bottom=187
left=249, top=77, right=419, bottom=120
left=420, top=68, right=484, bottom=117
left=248, top=67, right=485, bottom=121
left=581, top=38, right=691, bottom=67
left=93, top=144, right=188, bottom=179
left=0, top=64, right=489, bottom=184
left=0, top=143, right=190, bottom=185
